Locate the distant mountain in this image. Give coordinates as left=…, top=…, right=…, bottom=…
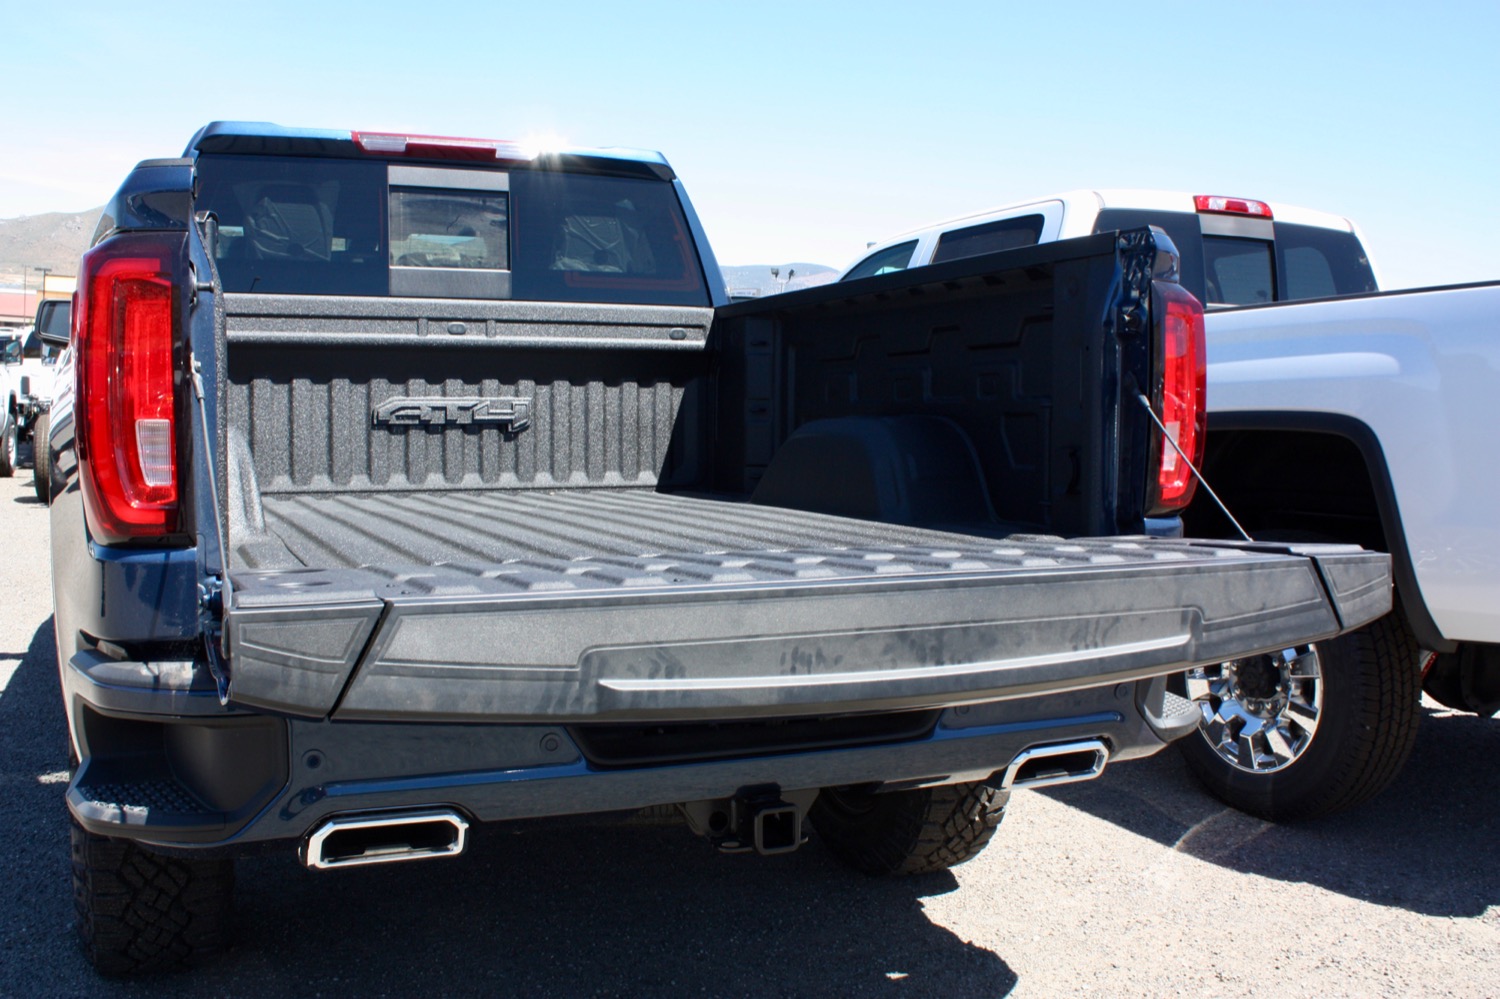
left=0, top=208, right=103, bottom=283
left=719, top=263, right=838, bottom=298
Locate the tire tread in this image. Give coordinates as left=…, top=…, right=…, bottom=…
left=32, top=411, right=50, bottom=502
left=71, top=819, right=232, bottom=976
left=811, top=781, right=1008, bottom=876
left=0, top=415, right=16, bottom=477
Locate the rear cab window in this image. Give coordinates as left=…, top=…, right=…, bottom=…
left=930, top=214, right=1045, bottom=265
left=1274, top=222, right=1376, bottom=300
left=1202, top=235, right=1274, bottom=305
left=1094, top=209, right=1209, bottom=301
left=195, top=154, right=709, bottom=306
left=1092, top=209, right=1375, bottom=307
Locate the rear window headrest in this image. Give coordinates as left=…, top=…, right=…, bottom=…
left=247, top=184, right=333, bottom=261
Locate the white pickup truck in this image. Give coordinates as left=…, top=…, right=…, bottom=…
left=844, top=190, right=1500, bottom=819
left=12, top=300, right=68, bottom=501
left=0, top=323, right=55, bottom=478
left=0, top=333, right=21, bottom=477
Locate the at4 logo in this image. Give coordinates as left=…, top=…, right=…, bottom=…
left=372, top=396, right=533, bottom=431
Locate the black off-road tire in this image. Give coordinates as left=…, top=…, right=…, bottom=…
left=0, top=415, right=16, bottom=477
left=32, top=411, right=50, bottom=503
left=810, top=781, right=1008, bottom=876
left=71, top=818, right=233, bottom=976
left=1179, top=611, right=1422, bottom=821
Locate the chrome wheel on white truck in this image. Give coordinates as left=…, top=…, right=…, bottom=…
left=1185, top=645, right=1323, bottom=773
left=1177, top=614, right=1421, bottom=821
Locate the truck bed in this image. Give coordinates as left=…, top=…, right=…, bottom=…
left=213, top=237, right=1387, bottom=729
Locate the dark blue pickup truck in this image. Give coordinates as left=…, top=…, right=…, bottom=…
left=47, top=122, right=1390, bottom=974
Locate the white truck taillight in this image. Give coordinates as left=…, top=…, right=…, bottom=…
left=1148, top=281, right=1207, bottom=514
left=74, top=231, right=186, bottom=543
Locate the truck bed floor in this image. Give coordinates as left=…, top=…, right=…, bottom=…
left=250, top=489, right=1042, bottom=571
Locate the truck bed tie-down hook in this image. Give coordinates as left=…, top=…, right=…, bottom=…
left=1134, top=392, right=1253, bottom=543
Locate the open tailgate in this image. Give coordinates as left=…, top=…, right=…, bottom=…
left=223, top=529, right=1388, bottom=722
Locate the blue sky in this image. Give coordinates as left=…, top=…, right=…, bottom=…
left=5, top=0, right=1497, bottom=288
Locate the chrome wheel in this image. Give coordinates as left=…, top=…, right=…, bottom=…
left=1185, top=646, right=1322, bottom=773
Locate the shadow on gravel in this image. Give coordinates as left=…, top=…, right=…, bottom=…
left=1042, top=706, right=1500, bottom=917
left=0, top=616, right=1017, bottom=998
left=203, top=825, right=1017, bottom=998
left=0, top=618, right=76, bottom=997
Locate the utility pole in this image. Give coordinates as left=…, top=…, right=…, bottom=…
left=34, top=266, right=52, bottom=306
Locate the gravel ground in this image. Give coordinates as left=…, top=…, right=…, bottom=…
left=1, top=468, right=1496, bottom=997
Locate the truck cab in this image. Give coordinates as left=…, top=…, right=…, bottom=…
left=841, top=189, right=1379, bottom=308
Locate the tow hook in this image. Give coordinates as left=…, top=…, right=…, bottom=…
left=679, top=786, right=817, bottom=856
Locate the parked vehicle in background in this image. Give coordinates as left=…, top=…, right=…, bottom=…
left=845, top=190, right=1496, bottom=820
left=28, top=299, right=71, bottom=502
left=841, top=190, right=1377, bottom=308
left=49, top=131, right=1388, bottom=975
left=0, top=333, right=21, bottom=476
left=0, top=300, right=68, bottom=485
left=1183, top=279, right=1500, bottom=818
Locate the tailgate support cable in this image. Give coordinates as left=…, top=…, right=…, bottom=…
left=1134, top=392, right=1253, bottom=543
left=188, top=224, right=234, bottom=704
left=191, top=353, right=232, bottom=705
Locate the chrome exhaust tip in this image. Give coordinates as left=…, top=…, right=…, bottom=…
left=1001, top=739, right=1109, bottom=791
left=303, top=809, right=469, bottom=870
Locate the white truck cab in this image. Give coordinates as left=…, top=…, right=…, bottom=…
left=842, top=189, right=1380, bottom=308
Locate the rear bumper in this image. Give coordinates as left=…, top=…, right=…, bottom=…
left=63, top=538, right=1389, bottom=851
left=63, top=660, right=1194, bottom=851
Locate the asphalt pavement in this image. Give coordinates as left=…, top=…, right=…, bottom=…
left=1, top=467, right=1496, bottom=997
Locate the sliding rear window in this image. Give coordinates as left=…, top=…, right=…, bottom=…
left=196, top=154, right=709, bottom=305
left=1203, top=235, right=1274, bottom=306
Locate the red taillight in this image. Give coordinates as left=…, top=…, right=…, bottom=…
left=1193, top=195, right=1273, bottom=219
left=75, top=231, right=185, bottom=543
left=352, top=130, right=528, bottom=162
left=1149, top=281, right=1207, bottom=514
